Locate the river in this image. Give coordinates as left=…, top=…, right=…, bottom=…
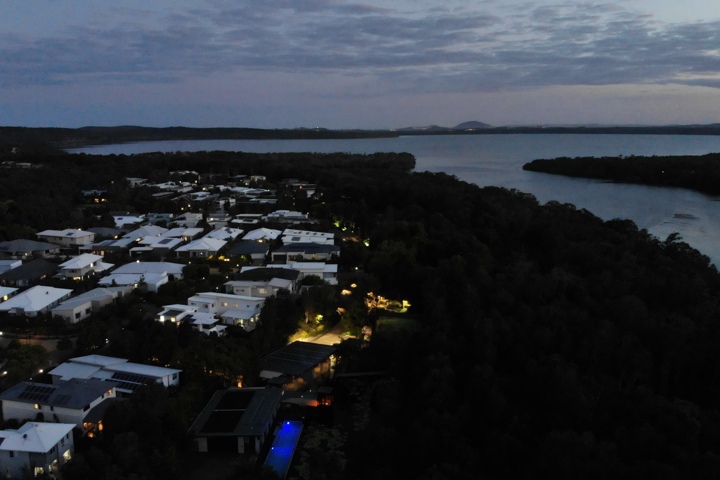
left=69, top=134, right=720, bottom=266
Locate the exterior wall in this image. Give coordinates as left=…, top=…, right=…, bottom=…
left=2, top=390, right=114, bottom=427
left=52, top=301, right=93, bottom=323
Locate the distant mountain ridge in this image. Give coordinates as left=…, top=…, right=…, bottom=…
left=396, top=121, right=494, bottom=131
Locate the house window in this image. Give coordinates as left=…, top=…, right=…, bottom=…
left=221, top=302, right=228, bottom=307
left=9, top=451, right=15, bottom=458
left=34, top=403, right=40, bottom=409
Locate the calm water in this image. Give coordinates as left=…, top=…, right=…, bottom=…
left=70, top=134, right=720, bottom=266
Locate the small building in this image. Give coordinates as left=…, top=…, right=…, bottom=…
left=0, top=422, right=75, bottom=478
left=189, top=387, right=282, bottom=454
left=0, top=286, right=73, bottom=317
left=175, top=238, right=226, bottom=259
left=243, top=262, right=338, bottom=285
left=203, top=227, right=244, bottom=241
left=112, top=213, right=146, bottom=227
left=242, top=228, right=282, bottom=242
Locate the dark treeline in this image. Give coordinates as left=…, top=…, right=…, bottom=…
left=0, top=126, right=399, bottom=149
left=4, top=150, right=720, bottom=478
left=524, top=153, right=720, bottom=195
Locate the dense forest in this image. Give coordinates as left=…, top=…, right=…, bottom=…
left=3, top=147, right=720, bottom=479
left=524, top=152, right=720, bottom=196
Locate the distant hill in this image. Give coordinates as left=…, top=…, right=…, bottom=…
left=453, top=121, right=493, bottom=130
left=396, top=121, right=493, bottom=132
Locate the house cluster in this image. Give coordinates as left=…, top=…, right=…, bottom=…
left=0, top=355, right=181, bottom=476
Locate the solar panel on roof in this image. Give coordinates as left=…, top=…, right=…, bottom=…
left=17, top=384, right=56, bottom=403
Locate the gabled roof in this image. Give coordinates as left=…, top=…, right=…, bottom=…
left=0, top=239, right=60, bottom=254
left=203, top=227, right=243, bottom=241
left=123, top=225, right=168, bottom=239
left=160, top=227, right=204, bottom=239
left=0, top=378, right=115, bottom=409
left=87, top=227, right=124, bottom=239
left=0, top=422, right=75, bottom=453
left=37, top=229, right=94, bottom=239
left=0, top=286, right=72, bottom=313
left=59, top=253, right=104, bottom=269
left=111, top=261, right=185, bottom=276
left=175, top=238, right=226, bottom=252
left=242, top=228, right=281, bottom=241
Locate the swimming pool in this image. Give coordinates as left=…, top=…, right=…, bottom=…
left=264, top=420, right=303, bottom=479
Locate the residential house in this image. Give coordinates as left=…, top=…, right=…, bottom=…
left=51, top=286, right=132, bottom=324
left=0, top=378, right=117, bottom=430
left=203, top=227, right=243, bottom=241
left=187, top=292, right=264, bottom=331
left=97, top=261, right=185, bottom=292
left=189, top=387, right=282, bottom=454
left=129, top=236, right=183, bottom=258
left=0, top=286, right=73, bottom=317
left=123, top=225, right=168, bottom=240
left=36, top=229, right=95, bottom=248
left=48, top=355, right=181, bottom=395
left=160, top=227, right=204, bottom=242
left=58, top=253, right=113, bottom=280
left=0, top=259, right=58, bottom=288
left=206, top=212, right=232, bottom=228
left=263, top=210, right=309, bottom=223
left=243, top=262, right=338, bottom=285
left=281, top=229, right=335, bottom=245
left=0, top=422, right=75, bottom=478
left=242, top=228, right=282, bottom=242
left=175, top=238, right=226, bottom=259
left=225, top=268, right=300, bottom=296
left=112, top=213, right=145, bottom=227
left=0, top=240, right=60, bottom=260
left=86, top=227, right=123, bottom=240
left=226, top=241, right=269, bottom=266
left=270, top=242, right=340, bottom=264
left=173, top=212, right=203, bottom=228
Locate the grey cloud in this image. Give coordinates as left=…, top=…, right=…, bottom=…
left=1, top=1, right=720, bottom=94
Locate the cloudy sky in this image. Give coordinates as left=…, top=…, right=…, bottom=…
left=2, top=0, right=720, bottom=128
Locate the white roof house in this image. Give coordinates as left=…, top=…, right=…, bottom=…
left=160, top=227, right=204, bottom=241
left=58, top=253, right=113, bottom=280
left=175, top=238, right=226, bottom=258
left=203, top=227, right=243, bottom=241
left=0, top=260, right=22, bottom=274
left=281, top=229, right=334, bottom=245
left=110, top=261, right=185, bottom=278
left=112, top=213, right=146, bottom=227
left=49, top=355, right=181, bottom=394
left=51, top=286, right=132, bottom=324
left=187, top=292, right=264, bottom=330
left=0, top=422, right=75, bottom=478
left=0, top=286, right=73, bottom=316
left=37, top=229, right=95, bottom=247
left=243, top=262, right=338, bottom=285
left=242, top=228, right=282, bottom=242
left=123, top=225, right=168, bottom=240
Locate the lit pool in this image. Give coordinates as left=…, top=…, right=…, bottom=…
left=264, top=420, right=303, bottom=479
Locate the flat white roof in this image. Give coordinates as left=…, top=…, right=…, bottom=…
left=47, top=362, right=101, bottom=381
left=70, top=354, right=128, bottom=367
left=0, top=286, right=73, bottom=313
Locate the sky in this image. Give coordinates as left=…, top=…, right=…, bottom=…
left=2, top=0, right=720, bottom=129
